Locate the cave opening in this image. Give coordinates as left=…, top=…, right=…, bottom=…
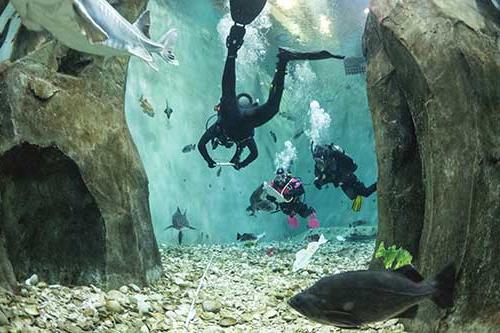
left=0, top=143, right=106, bottom=286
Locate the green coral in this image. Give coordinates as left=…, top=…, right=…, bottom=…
left=375, top=242, right=413, bottom=270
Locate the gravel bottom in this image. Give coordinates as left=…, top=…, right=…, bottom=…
left=0, top=239, right=407, bottom=333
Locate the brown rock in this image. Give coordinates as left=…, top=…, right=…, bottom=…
left=365, top=0, right=500, bottom=332
left=0, top=0, right=161, bottom=291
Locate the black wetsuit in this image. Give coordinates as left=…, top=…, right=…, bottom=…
left=198, top=27, right=287, bottom=169
left=313, top=145, right=377, bottom=200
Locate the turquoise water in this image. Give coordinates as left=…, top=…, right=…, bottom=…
left=125, top=0, right=376, bottom=245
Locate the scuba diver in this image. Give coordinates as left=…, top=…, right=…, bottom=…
left=198, top=0, right=345, bottom=170
left=312, top=143, right=377, bottom=211
left=265, top=168, right=320, bottom=229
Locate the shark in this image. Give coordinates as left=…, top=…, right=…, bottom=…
left=165, top=207, right=196, bottom=245
left=9, top=0, right=178, bottom=69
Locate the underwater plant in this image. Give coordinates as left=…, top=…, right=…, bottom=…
left=375, top=241, right=413, bottom=270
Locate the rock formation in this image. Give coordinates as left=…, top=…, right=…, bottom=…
left=364, top=0, right=500, bottom=332
left=0, top=0, right=162, bottom=292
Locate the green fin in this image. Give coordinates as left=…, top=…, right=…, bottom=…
left=230, top=0, right=268, bottom=25
left=394, top=305, right=419, bottom=319
left=352, top=195, right=363, bottom=212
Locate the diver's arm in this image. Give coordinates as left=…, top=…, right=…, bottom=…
left=288, top=179, right=305, bottom=197
left=230, top=145, right=245, bottom=165
left=238, top=138, right=258, bottom=169
left=197, top=124, right=217, bottom=168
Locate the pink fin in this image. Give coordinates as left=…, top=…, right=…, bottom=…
left=287, top=215, right=299, bottom=228
left=307, top=214, right=320, bottom=229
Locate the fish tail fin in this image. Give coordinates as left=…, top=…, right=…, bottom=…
left=178, top=230, right=183, bottom=245
left=159, top=28, right=179, bottom=66
left=431, top=263, right=456, bottom=309
left=237, top=233, right=242, bottom=241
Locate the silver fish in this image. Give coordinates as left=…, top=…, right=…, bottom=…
left=165, top=207, right=196, bottom=245
left=10, top=0, right=178, bottom=70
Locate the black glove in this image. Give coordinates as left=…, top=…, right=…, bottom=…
left=233, top=162, right=242, bottom=170
left=208, top=161, right=217, bottom=169
left=314, top=179, right=323, bottom=190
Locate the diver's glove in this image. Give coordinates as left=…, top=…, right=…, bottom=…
left=314, top=178, right=323, bottom=190
left=233, top=162, right=242, bottom=170
left=208, top=161, right=217, bottom=169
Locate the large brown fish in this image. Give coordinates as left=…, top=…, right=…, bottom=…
left=288, top=264, right=455, bottom=328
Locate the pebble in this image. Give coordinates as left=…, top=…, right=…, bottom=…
left=219, top=317, right=238, bottom=327
left=0, top=311, right=8, bottom=326
left=202, top=300, right=222, bottom=313
left=25, top=274, right=39, bottom=286
left=24, top=305, right=39, bottom=316
left=0, top=237, right=407, bottom=333
left=105, top=300, right=124, bottom=314
left=264, top=309, right=279, bottom=319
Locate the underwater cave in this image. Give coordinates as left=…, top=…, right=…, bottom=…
left=0, top=143, right=106, bottom=286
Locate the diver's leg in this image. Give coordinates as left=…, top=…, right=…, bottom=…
left=245, top=58, right=288, bottom=128
left=342, top=175, right=376, bottom=198
left=355, top=181, right=377, bottom=197
left=221, top=25, right=246, bottom=102
left=295, top=202, right=314, bottom=218
left=341, top=182, right=358, bottom=200
left=295, top=202, right=320, bottom=228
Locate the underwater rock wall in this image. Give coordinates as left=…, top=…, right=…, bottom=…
left=364, top=0, right=500, bottom=332
left=0, top=1, right=161, bottom=291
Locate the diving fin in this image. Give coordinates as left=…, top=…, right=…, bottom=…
left=352, top=196, right=363, bottom=212
left=230, top=0, right=268, bottom=25
left=278, top=47, right=345, bottom=62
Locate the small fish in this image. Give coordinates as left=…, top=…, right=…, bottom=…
left=269, top=130, right=277, bottom=143
left=306, top=234, right=320, bottom=243
left=236, top=232, right=266, bottom=242
left=288, top=264, right=456, bottom=328
left=246, top=183, right=278, bottom=216
left=182, top=144, right=196, bottom=153
left=164, top=99, right=173, bottom=119
left=165, top=207, right=196, bottom=245
left=139, top=95, right=155, bottom=117
left=216, top=167, right=222, bottom=177
left=350, top=220, right=367, bottom=228
left=293, top=130, right=305, bottom=140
